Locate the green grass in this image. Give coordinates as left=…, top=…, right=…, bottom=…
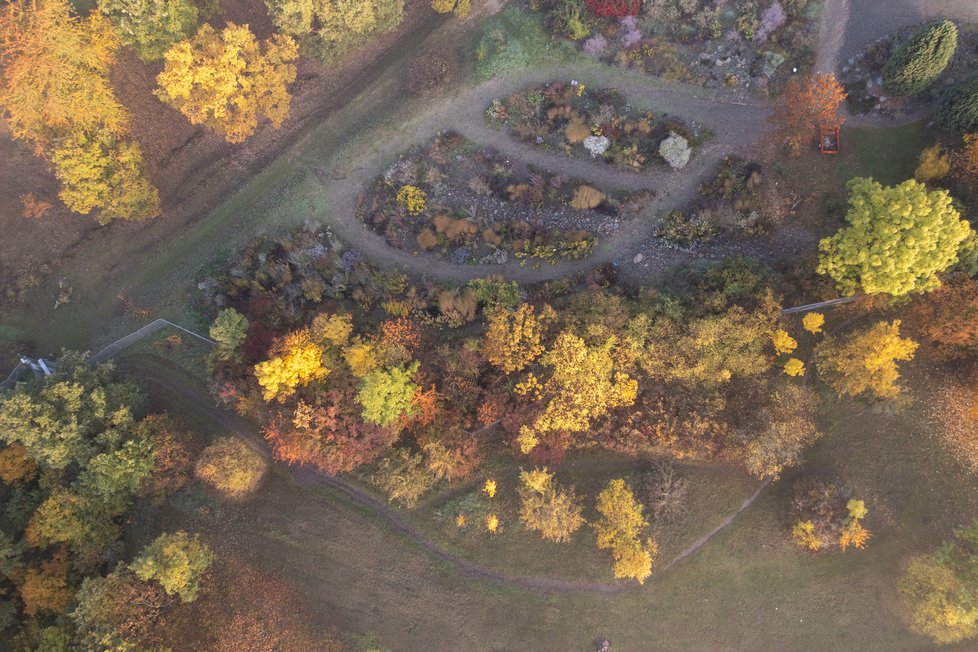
left=839, top=121, right=934, bottom=186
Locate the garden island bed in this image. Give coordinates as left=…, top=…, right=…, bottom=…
left=526, top=0, right=820, bottom=95
left=486, top=81, right=703, bottom=171
left=358, top=131, right=656, bottom=266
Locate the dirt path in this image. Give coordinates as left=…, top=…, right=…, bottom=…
left=129, top=363, right=768, bottom=596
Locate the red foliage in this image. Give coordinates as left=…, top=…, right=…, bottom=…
left=528, top=431, right=572, bottom=466
left=245, top=293, right=274, bottom=320
left=242, top=321, right=276, bottom=361
left=412, top=384, right=441, bottom=427
left=586, top=0, right=641, bottom=17
left=907, top=274, right=978, bottom=357
left=263, top=387, right=397, bottom=475
left=380, top=317, right=422, bottom=351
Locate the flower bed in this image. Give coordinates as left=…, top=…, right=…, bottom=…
left=530, top=0, right=820, bottom=94
left=358, top=131, right=655, bottom=265
left=486, top=81, right=700, bottom=171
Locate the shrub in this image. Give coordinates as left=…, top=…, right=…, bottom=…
left=937, top=72, right=978, bottom=134
left=518, top=468, right=585, bottom=542
left=914, top=144, right=951, bottom=182
left=789, top=479, right=870, bottom=552
left=816, top=320, right=917, bottom=399
left=194, top=437, right=268, bottom=500
left=130, top=531, right=214, bottom=603
left=98, top=0, right=198, bottom=61
left=373, top=448, right=435, bottom=506
left=658, top=132, right=691, bottom=169
left=635, top=461, right=687, bottom=523
left=405, top=48, right=459, bottom=95
left=883, top=20, right=957, bottom=96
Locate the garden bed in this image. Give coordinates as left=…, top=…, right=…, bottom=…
left=486, top=81, right=703, bottom=171
left=358, top=131, right=655, bottom=265
left=840, top=22, right=978, bottom=118
left=528, top=0, right=820, bottom=95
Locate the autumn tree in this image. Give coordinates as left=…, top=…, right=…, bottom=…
left=72, top=567, right=168, bottom=649
left=130, top=531, right=214, bottom=603
left=483, top=303, right=554, bottom=373
left=772, top=73, right=846, bottom=155
left=789, top=479, right=870, bottom=552
left=883, top=20, right=957, bottom=96
left=817, top=178, right=973, bottom=296
left=0, top=0, right=127, bottom=145
left=156, top=23, right=298, bottom=143
left=356, top=362, right=420, bottom=427
left=254, top=329, right=329, bottom=401
left=907, top=274, right=978, bottom=357
left=194, top=437, right=267, bottom=500
left=50, top=127, right=160, bottom=223
left=264, top=0, right=403, bottom=65
left=134, top=413, right=192, bottom=502
left=431, top=0, right=470, bottom=17
left=739, top=380, right=820, bottom=480
left=593, top=478, right=656, bottom=583
left=517, top=468, right=585, bottom=543
left=98, top=0, right=198, bottom=60
left=25, top=489, right=120, bottom=565
left=210, top=308, right=250, bottom=361
left=373, top=448, right=434, bottom=507
left=517, top=333, right=637, bottom=453
left=0, top=443, right=38, bottom=485
left=19, top=564, right=73, bottom=616
left=899, top=521, right=978, bottom=645
left=816, top=320, right=917, bottom=399
left=75, top=437, right=155, bottom=514
left=914, top=144, right=951, bottom=183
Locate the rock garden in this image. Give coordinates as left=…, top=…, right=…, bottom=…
left=485, top=80, right=702, bottom=171
left=357, top=131, right=655, bottom=266
left=528, top=0, right=821, bottom=95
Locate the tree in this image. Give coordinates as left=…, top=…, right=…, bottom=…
left=899, top=521, right=978, bottom=645
left=76, top=437, right=155, bottom=514
left=130, top=531, right=214, bottom=603
left=483, top=303, right=553, bottom=373
left=98, top=0, right=198, bottom=60
left=914, top=144, right=951, bottom=183
left=25, top=489, right=119, bottom=564
left=156, top=23, right=298, bottom=143
left=0, top=0, right=127, bottom=145
left=50, top=127, right=160, bottom=223
left=264, top=0, right=404, bottom=65
left=72, top=568, right=168, bottom=649
left=133, top=414, right=192, bottom=502
left=937, top=72, right=978, bottom=135
left=405, top=47, right=459, bottom=95
left=254, top=329, right=329, bottom=401
left=0, top=442, right=39, bottom=485
left=356, top=362, right=420, bottom=427
left=518, top=333, right=637, bottom=453
left=817, top=178, right=973, bottom=296
left=772, top=73, right=846, bottom=155
left=194, top=437, right=267, bottom=500
left=210, top=309, right=250, bottom=360
left=883, top=20, right=957, bottom=96
left=789, top=479, right=870, bottom=552
left=372, top=448, right=434, bottom=507
left=19, top=566, right=73, bottom=616
left=431, top=0, right=470, bottom=17
left=816, top=321, right=917, bottom=399
left=517, top=468, right=584, bottom=543
left=593, top=479, right=655, bottom=583
left=740, top=381, right=820, bottom=479
left=802, top=312, right=824, bottom=334
left=908, top=274, right=978, bottom=357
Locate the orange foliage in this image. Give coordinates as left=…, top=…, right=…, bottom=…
left=839, top=521, right=871, bottom=550
left=20, top=549, right=73, bottom=616
left=0, top=442, right=39, bottom=484
left=380, top=317, right=422, bottom=351
left=20, top=192, right=52, bottom=218
left=773, top=73, right=847, bottom=155
left=411, top=384, right=440, bottom=427
left=908, top=275, right=978, bottom=357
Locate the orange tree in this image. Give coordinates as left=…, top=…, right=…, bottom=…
left=772, top=72, right=846, bottom=155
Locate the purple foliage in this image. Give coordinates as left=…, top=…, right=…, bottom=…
left=340, top=250, right=362, bottom=272
left=451, top=247, right=471, bottom=265
left=755, top=1, right=788, bottom=42
left=583, top=35, right=608, bottom=56
left=619, top=16, right=642, bottom=49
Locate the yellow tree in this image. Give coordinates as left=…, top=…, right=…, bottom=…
left=156, top=23, right=298, bottom=143
left=517, top=468, right=584, bottom=543
left=518, top=333, right=637, bottom=453
left=0, top=0, right=128, bottom=146
left=431, top=0, right=470, bottom=16
left=593, top=478, right=656, bottom=583
left=816, top=320, right=918, bottom=399
left=254, top=329, right=329, bottom=401
left=483, top=303, right=554, bottom=373
left=50, top=127, right=160, bottom=223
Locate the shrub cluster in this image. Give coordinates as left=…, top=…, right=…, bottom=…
left=882, top=20, right=958, bottom=96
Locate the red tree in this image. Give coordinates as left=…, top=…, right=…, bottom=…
left=585, top=0, right=641, bottom=17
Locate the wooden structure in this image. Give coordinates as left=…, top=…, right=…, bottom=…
left=817, top=126, right=840, bottom=154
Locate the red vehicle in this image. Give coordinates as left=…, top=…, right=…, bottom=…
left=818, top=126, right=840, bottom=154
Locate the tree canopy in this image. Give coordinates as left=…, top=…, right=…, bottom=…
left=130, top=531, right=214, bottom=603
left=98, top=0, right=199, bottom=60
left=883, top=20, right=957, bottom=96
left=817, top=178, right=973, bottom=296
left=816, top=320, right=918, bottom=399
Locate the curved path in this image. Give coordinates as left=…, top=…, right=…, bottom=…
left=304, top=64, right=770, bottom=284
left=129, top=363, right=768, bottom=595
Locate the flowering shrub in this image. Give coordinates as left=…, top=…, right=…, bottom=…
left=619, top=15, right=642, bottom=48
left=658, top=132, right=691, bottom=169
left=583, top=34, right=608, bottom=56
left=755, top=1, right=787, bottom=43
left=396, top=185, right=427, bottom=215
left=583, top=135, right=611, bottom=156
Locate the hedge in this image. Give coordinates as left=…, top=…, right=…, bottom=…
left=883, top=20, right=958, bottom=96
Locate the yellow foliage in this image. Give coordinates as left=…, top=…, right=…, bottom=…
left=771, top=328, right=798, bottom=355
left=455, top=513, right=466, bottom=528
left=156, top=23, right=298, bottom=143
left=839, top=520, right=871, bottom=550
left=0, top=442, right=39, bottom=484
left=516, top=426, right=540, bottom=455
left=816, top=320, right=918, bottom=399
left=485, top=513, right=499, bottom=533
left=194, top=436, right=267, bottom=500
left=569, top=185, right=606, bottom=210
left=483, top=478, right=497, bottom=498
left=310, top=312, right=353, bottom=346
left=520, top=468, right=551, bottom=494
left=484, top=304, right=554, bottom=373
left=611, top=537, right=655, bottom=584
left=915, top=144, right=951, bottom=183
left=395, top=185, right=427, bottom=214
left=594, top=479, right=655, bottom=583
left=431, top=0, right=470, bottom=15
left=783, top=357, right=806, bottom=377
left=254, top=330, right=329, bottom=401
left=802, top=312, right=825, bottom=334
left=343, top=340, right=381, bottom=378
left=791, top=520, right=822, bottom=551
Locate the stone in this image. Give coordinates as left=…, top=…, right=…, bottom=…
left=633, top=253, right=643, bottom=264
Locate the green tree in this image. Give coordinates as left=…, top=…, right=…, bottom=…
left=50, top=127, right=160, bottom=223
left=130, top=531, right=214, bottom=603
left=209, top=308, right=249, bottom=360
left=817, top=178, right=973, bottom=296
left=356, top=362, right=420, bottom=427
left=156, top=23, right=298, bottom=143
left=883, top=20, right=958, bottom=96
left=75, top=437, right=155, bottom=514
left=98, top=0, right=198, bottom=60
left=517, top=468, right=585, bottom=543
left=899, top=521, right=978, bottom=645
left=24, top=489, right=119, bottom=563
left=937, top=72, right=978, bottom=135
left=816, top=320, right=918, bottom=399
left=264, top=0, right=403, bottom=65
